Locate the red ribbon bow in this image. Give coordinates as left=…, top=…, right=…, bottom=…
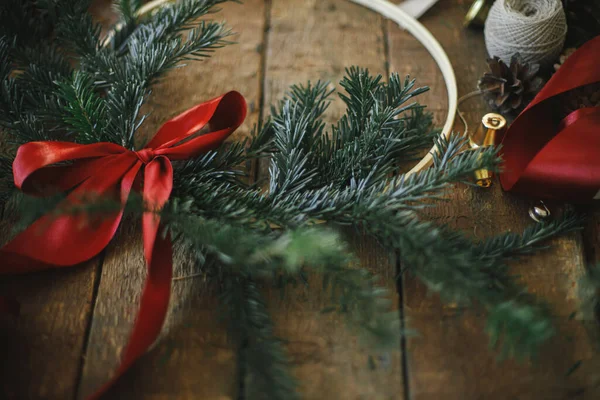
left=0, top=91, right=246, bottom=398
left=498, top=36, right=600, bottom=202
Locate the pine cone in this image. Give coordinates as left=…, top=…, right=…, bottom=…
left=478, top=54, right=545, bottom=114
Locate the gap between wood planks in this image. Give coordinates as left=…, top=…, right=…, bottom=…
left=73, top=254, right=105, bottom=399
left=382, top=14, right=413, bottom=400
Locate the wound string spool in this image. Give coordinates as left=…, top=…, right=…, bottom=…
left=484, top=0, right=567, bottom=67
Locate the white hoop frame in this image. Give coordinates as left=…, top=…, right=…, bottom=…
left=136, top=0, right=458, bottom=176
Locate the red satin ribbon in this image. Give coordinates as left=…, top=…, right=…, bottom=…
left=0, top=91, right=247, bottom=398
left=498, top=35, right=600, bottom=202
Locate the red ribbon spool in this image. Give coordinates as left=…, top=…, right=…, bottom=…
left=0, top=91, right=247, bottom=398
left=498, top=36, right=600, bottom=203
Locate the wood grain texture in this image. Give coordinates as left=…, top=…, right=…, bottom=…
left=0, top=213, right=98, bottom=400
left=77, top=223, right=239, bottom=400
left=388, top=1, right=600, bottom=399
left=77, top=1, right=265, bottom=398
left=385, top=18, right=447, bottom=128
left=259, top=1, right=404, bottom=398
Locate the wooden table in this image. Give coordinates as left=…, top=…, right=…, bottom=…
left=2, top=0, right=600, bottom=399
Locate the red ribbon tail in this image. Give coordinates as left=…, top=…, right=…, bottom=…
left=88, top=156, right=174, bottom=399
left=88, top=233, right=173, bottom=400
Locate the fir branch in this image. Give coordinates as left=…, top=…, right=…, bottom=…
left=0, top=156, right=13, bottom=205
left=2, top=1, right=236, bottom=149
left=383, top=136, right=501, bottom=207
left=222, top=275, right=299, bottom=400
left=103, top=81, right=146, bottom=148
left=0, top=37, right=22, bottom=129
left=94, top=14, right=233, bottom=148
left=126, top=21, right=233, bottom=83
left=173, top=136, right=502, bottom=233
left=175, top=148, right=250, bottom=186
left=173, top=120, right=275, bottom=192
left=0, top=0, right=53, bottom=46
left=268, top=81, right=331, bottom=196
left=160, top=199, right=403, bottom=350
left=56, top=72, right=108, bottom=143
left=143, top=0, right=232, bottom=40
left=268, top=68, right=434, bottom=195
left=109, top=0, right=233, bottom=57
left=384, top=210, right=583, bottom=358
left=0, top=0, right=93, bottom=49
left=362, top=211, right=512, bottom=305
left=11, top=45, right=72, bottom=84
left=475, top=210, right=586, bottom=261
left=319, top=264, right=401, bottom=350
left=115, top=0, right=144, bottom=24
left=383, top=216, right=559, bottom=359
left=172, top=70, right=583, bottom=360
left=162, top=201, right=351, bottom=277
left=56, top=13, right=102, bottom=57
left=0, top=37, right=11, bottom=81
left=12, top=44, right=72, bottom=110
left=10, top=114, right=52, bottom=144
left=338, top=66, right=384, bottom=128
left=174, top=137, right=270, bottom=188
left=487, top=300, right=555, bottom=360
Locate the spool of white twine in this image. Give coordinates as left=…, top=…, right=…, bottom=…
left=484, top=0, right=567, bottom=67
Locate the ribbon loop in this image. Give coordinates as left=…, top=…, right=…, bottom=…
left=0, top=91, right=247, bottom=399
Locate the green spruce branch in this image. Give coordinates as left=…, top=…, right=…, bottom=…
left=222, top=275, right=300, bottom=400
left=174, top=68, right=582, bottom=360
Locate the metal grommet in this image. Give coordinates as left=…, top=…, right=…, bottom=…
left=529, top=201, right=551, bottom=223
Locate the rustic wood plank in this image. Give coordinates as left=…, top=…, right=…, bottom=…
left=385, top=18, right=447, bottom=128
left=258, top=1, right=404, bottom=398
left=0, top=75, right=98, bottom=399
left=388, top=1, right=600, bottom=399
left=77, top=223, right=241, bottom=399
left=0, top=211, right=98, bottom=400
left=89, top=0, right=117, bottom=31
left=77, top=1, right=265, bottom=398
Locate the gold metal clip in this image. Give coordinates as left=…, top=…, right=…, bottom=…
left=470, top=113, right=506, bottom=188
